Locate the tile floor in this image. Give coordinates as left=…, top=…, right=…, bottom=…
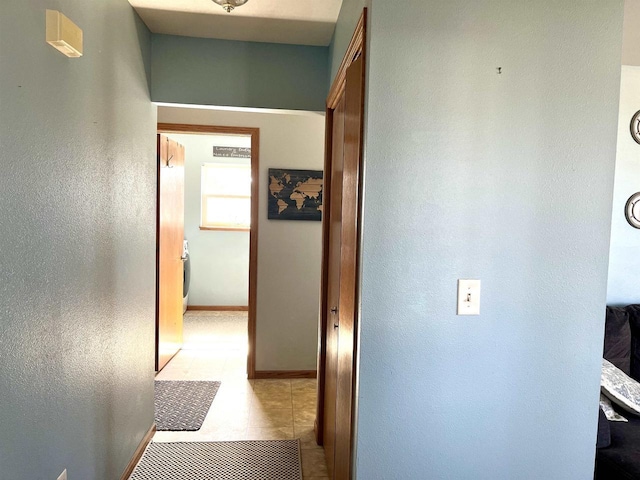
left=153, top=311, right=329, bottom=479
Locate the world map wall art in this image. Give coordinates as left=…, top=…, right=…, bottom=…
left=268, top=168, right=323, bottom=221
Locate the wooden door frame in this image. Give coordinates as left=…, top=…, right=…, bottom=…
left=315, top=8, right=367, bottom=451
left=157, top=123, right=260, bottom=379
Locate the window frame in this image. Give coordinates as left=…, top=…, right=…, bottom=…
left=200, top=162, right=252, bottom=231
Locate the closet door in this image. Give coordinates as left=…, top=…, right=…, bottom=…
left=333, top=53, right=364, bottom=480
left=156, top=135, right=185, bottom=371
left=323, top=95, right=346, bottom=478
left=317, top=9, right=366, bottom=479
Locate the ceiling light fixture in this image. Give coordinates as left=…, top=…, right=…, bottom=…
left=211, top=0, right=249, bottom=13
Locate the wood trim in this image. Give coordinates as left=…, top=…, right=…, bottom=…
left=158, top=123, right=259, bottom=136
left=199, top=226, right=251, bottom=232
left=157, top=123, right=259, bottom=381
left=203, top=194, right=251, bottom=200
left=155, top=135, right=161, bottom=371
left=316, top=8, right=367, bottom=448
left=326, top=9, right=367, bottom=110
left=119, top=423, right=155, bottom=480
left=254, top=370, right=317, bottom=379
left=248, top=130, right=259, bottom=380
left=187, top=305, right=249, bottom=311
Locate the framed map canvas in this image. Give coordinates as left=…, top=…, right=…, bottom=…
left=268, top=168, right=323, bottom=221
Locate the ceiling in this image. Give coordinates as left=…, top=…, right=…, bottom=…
left=130, top=0, right=343, bottom=46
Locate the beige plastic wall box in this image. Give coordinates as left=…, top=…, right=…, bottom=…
left=46, top=10, right=83, bottom=58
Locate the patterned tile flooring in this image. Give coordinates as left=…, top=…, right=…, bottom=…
left=153, top=311, right=329, bottom=479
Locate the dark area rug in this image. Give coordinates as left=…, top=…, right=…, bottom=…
left=154, top=380, right=221, bottom=431
left=130, top=440, right=303, bottom=480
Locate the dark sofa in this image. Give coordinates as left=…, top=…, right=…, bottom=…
left=595, top=305, right=640, bottom=479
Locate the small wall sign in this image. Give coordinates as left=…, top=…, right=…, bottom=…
left=212, top=146, right=251, bottom=159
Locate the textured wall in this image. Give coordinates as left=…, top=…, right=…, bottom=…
left=0, top=2, right=157, bottom=479
left=152, top=35, right=329, bottom=111
left=354, top=1, right=623, bottom=478
left=327, top=0, right=370, bottom=84
left=607, top=66, right=640, bottom=306
left=159, top=107, right=324, bottom=371
left=167, top=133, right=250, bottom=307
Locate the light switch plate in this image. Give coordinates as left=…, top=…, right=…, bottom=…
left=457, top=279, right=481, bottom=315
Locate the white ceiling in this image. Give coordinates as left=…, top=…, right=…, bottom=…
left=130, top=0, right=343, bottom=46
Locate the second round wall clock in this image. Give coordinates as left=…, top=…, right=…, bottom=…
left=625, top=192, right=640, bottom=229
left=631, top=110, right=640, bottom=145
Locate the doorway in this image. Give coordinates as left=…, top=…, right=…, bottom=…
left=156, top=124, right=260, bottom=378
left=152, top=120, right=329, bottom=476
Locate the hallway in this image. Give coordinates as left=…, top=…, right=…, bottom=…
left=151, top=311, right=329, bottom=479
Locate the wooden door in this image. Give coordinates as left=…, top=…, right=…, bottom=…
left=332, top=54, right=364, bottom=480
left=323, top=95, right=346, bottom=477
left=317, top=9, right=366, bottom=480
left=156, top=134, right=185, bottom=371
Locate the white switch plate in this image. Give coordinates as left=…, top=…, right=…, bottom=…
left=457, top=279, right=481, bottom=315
left=57, top=469, right=67, bottom=480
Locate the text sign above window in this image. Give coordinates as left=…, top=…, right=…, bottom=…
left=212, top=146, right=251, bottom=159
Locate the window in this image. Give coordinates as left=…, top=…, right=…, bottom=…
left=201, top=163, right=251, bottom=230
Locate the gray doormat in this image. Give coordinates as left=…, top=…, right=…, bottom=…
left=130, top=440, right=303, bottom=480
left=154, top=380, right=221, bottom=431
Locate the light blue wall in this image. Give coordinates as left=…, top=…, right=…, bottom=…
left=607, top=66, right=640, bottom=306
left=151, top=34, right=329, bottom=111
left=328, top=0, right=369, bottom=84
left=167, top=133, right=250, bottom=307
left=0, top=2, right=156, bottom=479
left=354, top=1, right=623, bottom=478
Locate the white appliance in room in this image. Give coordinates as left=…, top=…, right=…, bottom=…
left=182, top=240, right=190, bottom=314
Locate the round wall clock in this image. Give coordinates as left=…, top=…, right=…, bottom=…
left=631, top=110, right=640, bottom=145
left=625, top=192, right=640, bottom=229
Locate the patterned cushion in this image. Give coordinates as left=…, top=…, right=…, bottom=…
left=600, top=394, right=628, bottom=422
left=602, top=359, right=640, bottom=415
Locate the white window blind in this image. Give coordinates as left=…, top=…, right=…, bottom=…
left=201, top=163, right=251, bottom=230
